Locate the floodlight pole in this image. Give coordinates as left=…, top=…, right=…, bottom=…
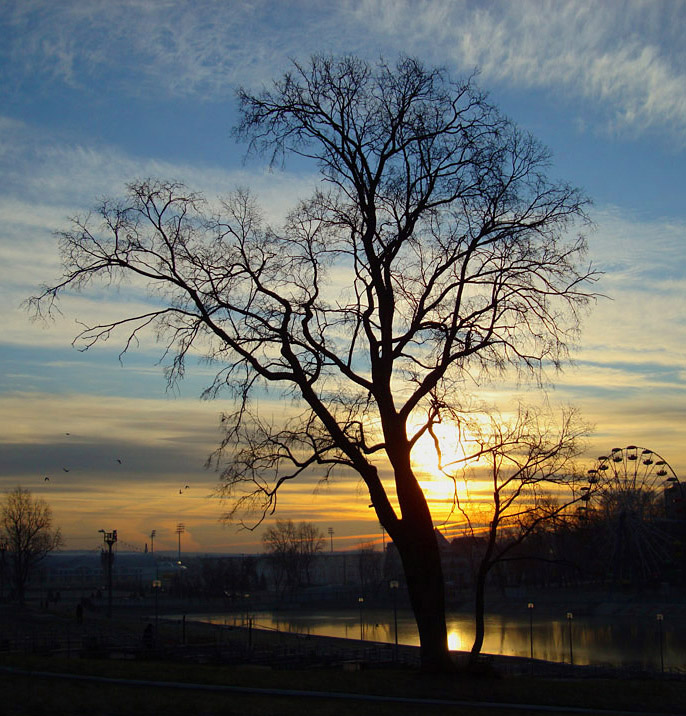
left=99, top=529, right=117, bottom=619
left=176, top=523, right=185, bottom=564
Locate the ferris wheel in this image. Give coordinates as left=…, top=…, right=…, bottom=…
left=579, top=445, right=684, bottom=584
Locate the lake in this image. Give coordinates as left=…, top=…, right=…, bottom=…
left=184, top=607, right=685, bottom=671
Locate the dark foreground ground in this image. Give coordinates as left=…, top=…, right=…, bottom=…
left=0, top=602, right=684, bottom=716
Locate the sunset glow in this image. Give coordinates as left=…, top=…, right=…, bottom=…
left=1, top=2, right=684, bottom=554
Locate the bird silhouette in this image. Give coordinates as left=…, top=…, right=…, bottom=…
left=116, top=458, right=122, bottom=464
left=185, top=485, right=190, bottom=490
left=62, top=467, right=70, bottom=472
left=44, top=476, right=50, bottom=482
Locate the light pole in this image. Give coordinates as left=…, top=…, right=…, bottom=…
left=244, top=593, right=253, bottom=649
left=150, top=529, right=156, bottom=554
left=358, top=596, right=365, bottom=641
left=99, top=529, right=117, bottom=619
left=175, top=523, right=185, bottom=564
left=566, top=612, right=574, bottom=665
left=528, top=602, right=534, bottom=675
left=657, top=613, right=664, bottom=674
left=389, top=579, right=399, bottom=660
left=152, top=579, right=161, bottom=635
left=328, top=527, right=334, bottom=553
left=0, top=539, right=7, bottom=602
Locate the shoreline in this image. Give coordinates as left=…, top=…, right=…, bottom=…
left=0, top=601, right=683, bottom=689
left=3, top=586, right=685, bottom=677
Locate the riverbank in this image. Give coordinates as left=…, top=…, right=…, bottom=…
left=1, top=603, right=685, bottom=715
left=0, top=599, right=682, bottom=679
left=6, top=587, right=685, bottom=673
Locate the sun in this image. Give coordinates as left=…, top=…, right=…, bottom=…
left=409, top=419, right=478, bottom=509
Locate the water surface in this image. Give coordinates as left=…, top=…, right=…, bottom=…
left=185, top=608, right=685, bottom=671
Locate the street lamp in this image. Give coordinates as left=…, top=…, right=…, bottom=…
left=657, top=614, right=664, bottom=674
left=358, top=596, right=365, bottom=641
left=566, top=612, right=574, bottom=665
left=389, top=579, right=399, bottom=659
left=150, top=529, right=156, bottom=554
left=0, top=539, right=7, bottom=602
left=528, top=602, right=535, bottom=675
left=243, top=593, right=251, bottom=626
left=152, top=579, right=162, bottom=634
left=99, top=529, right=117, bottom=619
left=175, top=523, right=185, bottom=564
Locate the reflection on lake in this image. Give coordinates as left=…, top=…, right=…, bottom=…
left=187, top=608, right=685, bottom=671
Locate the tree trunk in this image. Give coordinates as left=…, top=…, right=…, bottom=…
left=469, top=483, right=499, bottom=667
left=394, top=523, right=453, bottom=672
left=469, top=563, right=488, bottom=666
left=378, top=442, right=454, bottom=672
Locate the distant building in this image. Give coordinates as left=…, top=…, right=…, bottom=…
left=30, top=551, right=159, bottom=591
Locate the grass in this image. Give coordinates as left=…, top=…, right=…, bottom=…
left=1, top=652, right=685, bottom=716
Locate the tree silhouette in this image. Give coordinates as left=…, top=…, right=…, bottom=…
left=444, top=406, right=590, bottom=665
left=0, top=487, right=63, bottom=604
left=29, top=55, right=595, bottom=670
left=263, top=519, right=324, bottom=592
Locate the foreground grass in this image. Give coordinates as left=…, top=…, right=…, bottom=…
left=1, top=653, right=684, bottom=716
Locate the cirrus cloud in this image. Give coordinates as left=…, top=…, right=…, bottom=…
left=2, top=0, right=685, bottom=140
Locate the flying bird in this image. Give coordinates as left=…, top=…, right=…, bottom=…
left=44, top=476, right=50, bottom=481
left=116, top=458, right=122, bottom=464
left=62, top=467, right=70, bottom=472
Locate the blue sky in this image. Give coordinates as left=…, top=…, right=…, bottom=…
left=1, top=0, right=685, bottom=554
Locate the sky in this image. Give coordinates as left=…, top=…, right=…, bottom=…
left=0, top=0, right=685, bottom=555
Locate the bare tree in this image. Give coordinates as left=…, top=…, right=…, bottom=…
left=29, top=56, right=595, bottom=670
left=0, top=487, right=63, bottom=605
left=297, top=521, right=325, bottom=585
left=446, top=406, right=592, bottom=664
left=263, top=519, right=297, bottom=592
left=263, top=519, right=324, bottom=591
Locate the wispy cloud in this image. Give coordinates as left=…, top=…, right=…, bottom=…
left=0, top=116, right=317, bottom=210
left=0, top=117, right=318, bottom=348
left=349, top=0, right=686, bottom=140
left=3, top=0, right=685, bottom=140
left=578, top=207, right=686, bottom=369
left=0, top=390, right=378, bottom=550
